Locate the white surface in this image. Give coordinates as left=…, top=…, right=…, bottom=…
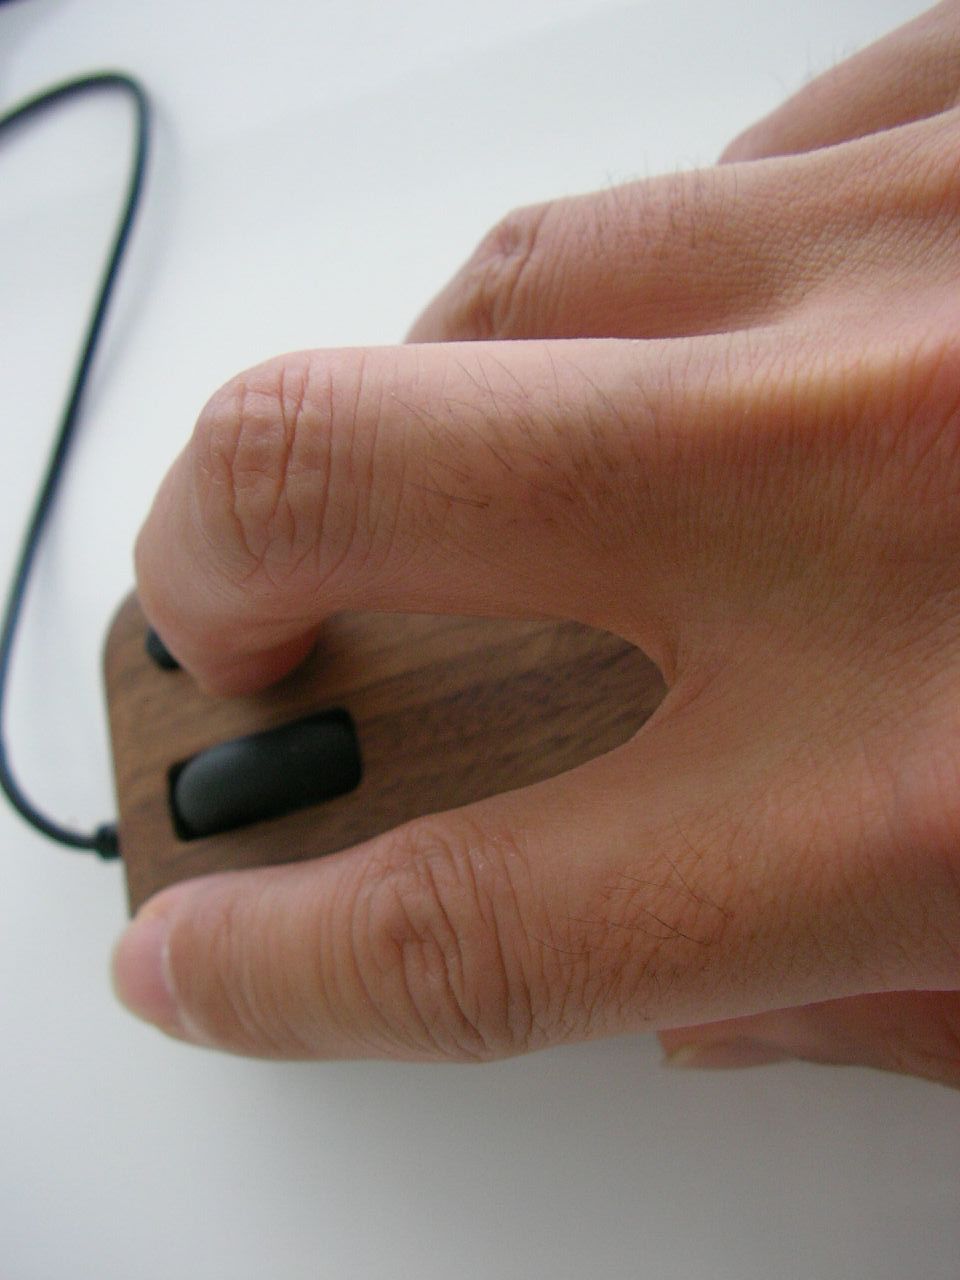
left=1, top=2, right=958, bottom=1278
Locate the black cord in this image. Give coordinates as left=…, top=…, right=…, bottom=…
left=0, top=72, right=152, bottom=859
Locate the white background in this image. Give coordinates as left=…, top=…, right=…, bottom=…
left=1, top=1, right=958, bottom=1277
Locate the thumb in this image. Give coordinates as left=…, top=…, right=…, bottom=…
left=110, top=667, right=960, bottom=1063
left=106, top=701, right=781, bottom=1061
left=659, top=991, right=960, bottom=1090
left=109, top=764, right=632, bottom=1061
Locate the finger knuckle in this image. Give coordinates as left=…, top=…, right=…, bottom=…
left=445, top=202, right=552, bottom=339
left=190, top=352, right=369, bottom=593
left=352, top=820, right=548, bottom=1061
left=191, top=355, right=319, bottom=586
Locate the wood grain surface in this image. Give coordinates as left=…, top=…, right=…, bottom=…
left=104, top=594, right=666, bottom=913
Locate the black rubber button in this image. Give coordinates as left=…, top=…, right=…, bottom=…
left=170, top=709, right=362, bottom=839
left=145, top=628, right=180, bottom=671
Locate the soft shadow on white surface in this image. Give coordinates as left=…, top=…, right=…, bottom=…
left=1, top=2, right=957, bottom=1278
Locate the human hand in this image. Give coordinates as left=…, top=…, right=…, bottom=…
left=114, top=2, right=960, bottom=1087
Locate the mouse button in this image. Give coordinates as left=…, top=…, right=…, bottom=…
left=170, top=710, right=362, bottom=840
left=145, top=628, right=180, bottom=671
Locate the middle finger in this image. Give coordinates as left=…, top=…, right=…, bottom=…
left=408, top=112, right=960, bottom=345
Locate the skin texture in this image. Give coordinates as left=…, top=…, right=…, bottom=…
left=114, top=2, right=960, bottom=1088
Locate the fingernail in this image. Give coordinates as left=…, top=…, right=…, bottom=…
left=111, top=912, right=181, bottom=1034
left=664, top=1038, right=795, bottom=1070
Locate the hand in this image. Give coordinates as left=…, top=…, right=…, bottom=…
left=114, top=2, right=960, bottom=1087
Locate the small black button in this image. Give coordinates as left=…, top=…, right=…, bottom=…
left=146, top=628, right=180, bottom=671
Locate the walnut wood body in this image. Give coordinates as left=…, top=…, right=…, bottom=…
left=104, top=594, right=666, bottom=914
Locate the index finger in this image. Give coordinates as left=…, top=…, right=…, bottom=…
left=135, top=337, right=699, bottom=694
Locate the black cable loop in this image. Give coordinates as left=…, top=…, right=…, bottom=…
left=0, top=72, right=152, bottom=858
